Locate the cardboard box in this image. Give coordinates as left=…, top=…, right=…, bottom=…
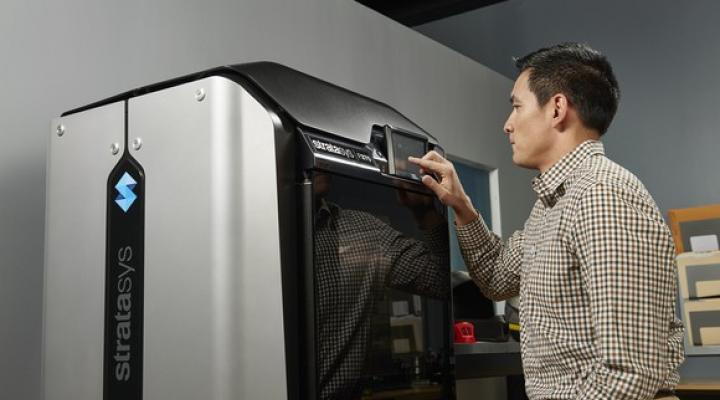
left=677, top=251, right=720, bottom=299
left=683, top=298, right=720, bottom=346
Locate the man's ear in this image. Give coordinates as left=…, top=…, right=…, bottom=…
left=550, top=93, right=569, bottom=130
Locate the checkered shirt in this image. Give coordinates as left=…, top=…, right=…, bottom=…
left=315, top=200, right=449, bottom=399
left=457, top=140, right=684, bottom=399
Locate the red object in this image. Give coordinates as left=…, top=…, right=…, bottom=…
left=454, top=321, right=475, bottom=343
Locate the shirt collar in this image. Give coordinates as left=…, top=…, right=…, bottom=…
left=531, top=140, right=604, bottom=207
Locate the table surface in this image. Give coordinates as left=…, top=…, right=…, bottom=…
left=454, top=340, right=521, bottom=355
left=454, top=341, right=720, bottom=390
left=676, top=380, right=720, bottom=391
left=364, top=384, right=442, bottom=399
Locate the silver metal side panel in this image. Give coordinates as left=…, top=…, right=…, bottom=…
left=43, top=102, right=125, bottom=400
left=129, top=76, right=287, bottom=400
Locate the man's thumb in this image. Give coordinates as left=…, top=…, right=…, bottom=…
left=421, top=175, right=446, bottom=202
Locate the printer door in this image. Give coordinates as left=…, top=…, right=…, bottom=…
left=309, top=171, right=453, bottom=400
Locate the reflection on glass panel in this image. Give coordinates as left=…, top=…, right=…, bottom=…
left=312, top=172, right=451, bottom=400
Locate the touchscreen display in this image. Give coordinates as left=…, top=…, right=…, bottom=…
left=391, top=131, right=425, bottom=179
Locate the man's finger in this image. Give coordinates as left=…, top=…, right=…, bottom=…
left=420, top=174, right=446, bottom=200
left=422, top=150, right=447, bottom=163
left=408, top=156, right=446, bottom=174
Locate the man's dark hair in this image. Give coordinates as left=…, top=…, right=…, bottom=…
left=515, top=42, right=620, bottom=135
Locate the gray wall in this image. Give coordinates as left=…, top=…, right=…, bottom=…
left=418, top=0, right=720, bottom=381
left=0, top=1, right=527, bottom=398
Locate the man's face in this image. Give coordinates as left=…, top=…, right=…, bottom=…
left=503, top=70, right=556, bottom=170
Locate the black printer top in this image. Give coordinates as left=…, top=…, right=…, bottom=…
left=228, top=62, right=432, bottom=144
left=62, top=61, right=435, bottom=146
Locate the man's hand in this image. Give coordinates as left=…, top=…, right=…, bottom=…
left=408, top=151, right=478, bottom=226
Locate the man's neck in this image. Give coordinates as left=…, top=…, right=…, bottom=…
left=538, top=131, right=600, bottom=173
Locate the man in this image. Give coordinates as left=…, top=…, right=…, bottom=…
left=409, top=43, right=684, bottom=399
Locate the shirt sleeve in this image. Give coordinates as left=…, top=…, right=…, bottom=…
left=455, top=215, right=523, bottom=301
left=382, top=218, right=451, bottom=300
left=573, top=182, right=682, bottom=399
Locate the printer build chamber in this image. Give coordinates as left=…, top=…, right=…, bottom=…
left=43, top=62, right=454, bottom=399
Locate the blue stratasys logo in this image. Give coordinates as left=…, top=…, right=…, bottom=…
left=114, top=172, right=138, bottom=213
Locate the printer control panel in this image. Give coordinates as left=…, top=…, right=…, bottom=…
left=302, top=126, right=443, bottom=182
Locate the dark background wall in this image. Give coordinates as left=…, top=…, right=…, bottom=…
left=418, top=0, right=720, bottom=213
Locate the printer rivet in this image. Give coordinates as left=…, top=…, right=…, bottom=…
left=56, top=124, right=65, bottom=137
left=195, top=88, right=206, bottom=102
left=110, top=143, right=120, bottom=155
left=132, top=137, right=143, bottom=151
